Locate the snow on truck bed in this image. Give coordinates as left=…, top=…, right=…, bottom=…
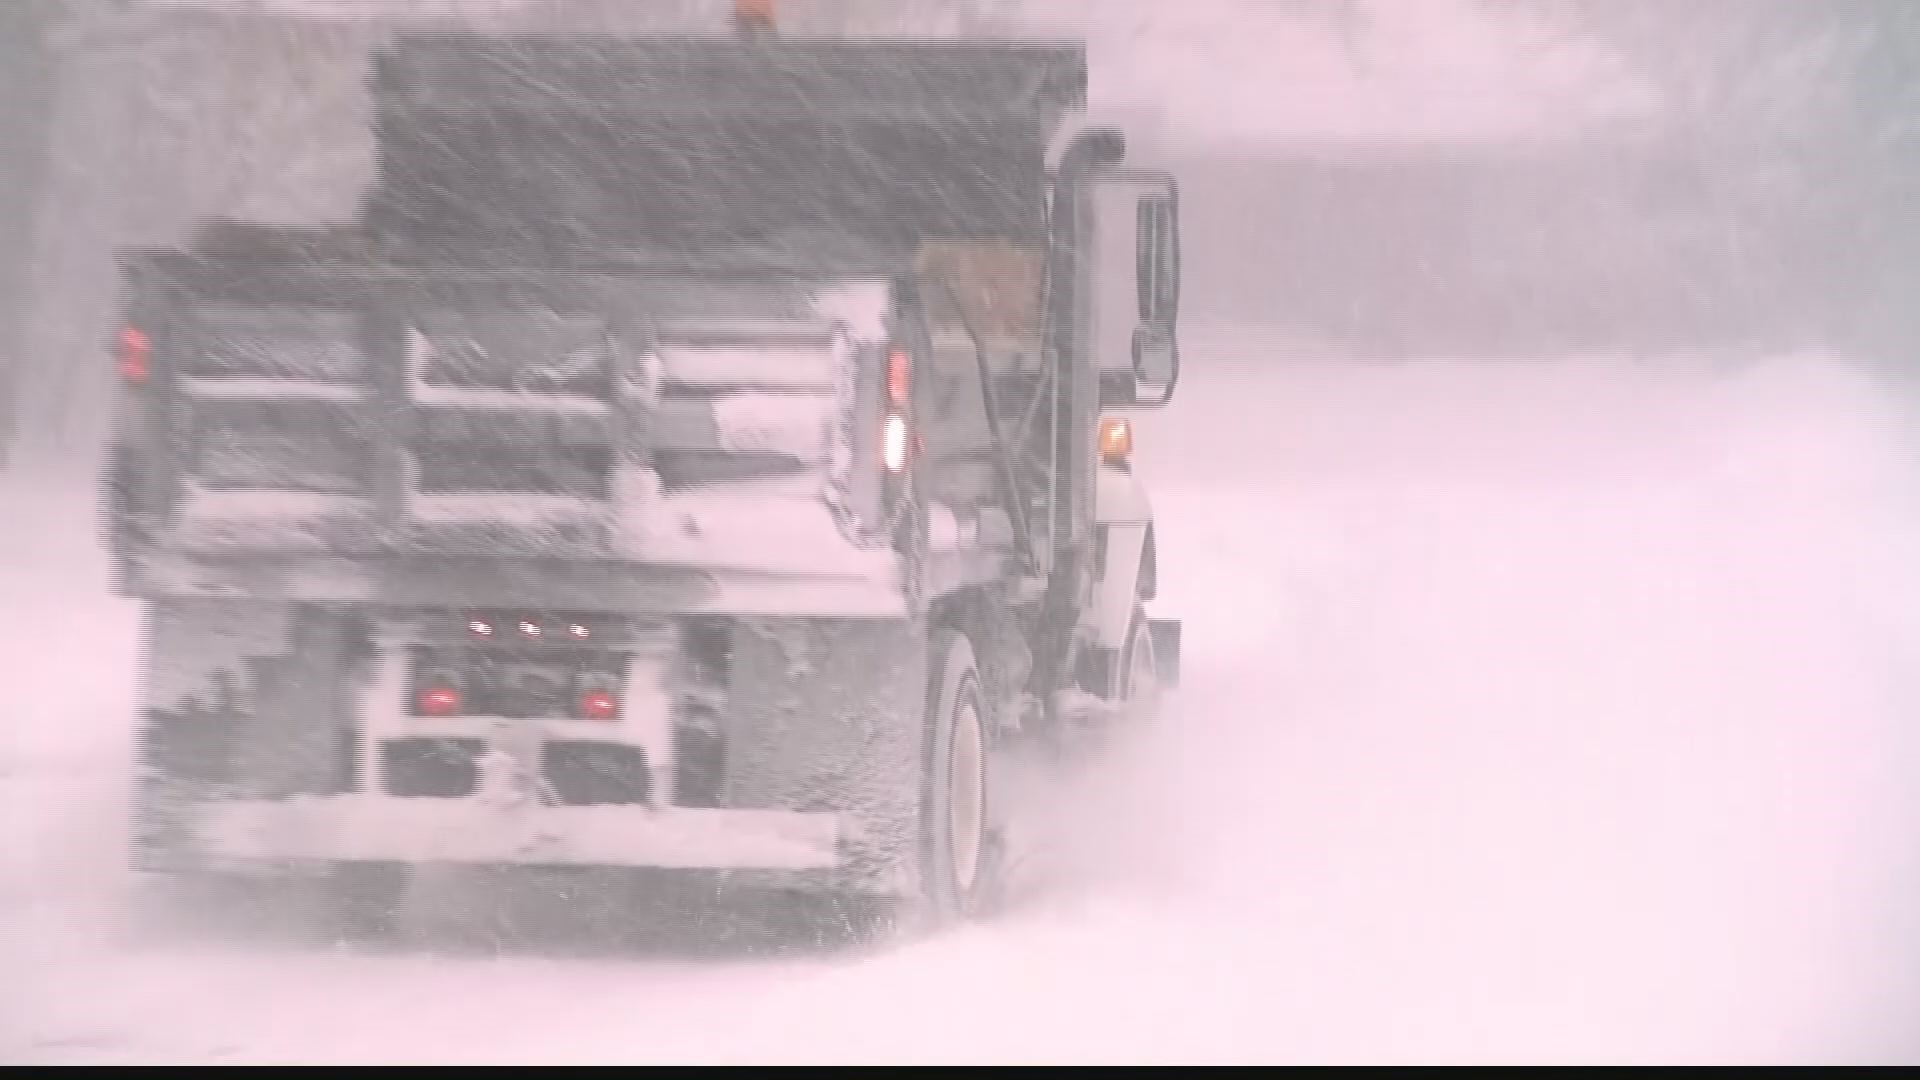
left=405, top=384, right=610, bottom=413
left=170, top=470, right=891, bottom=580
left=179, top=377, right=369, bottom=404
left=161, top=284, right=887, bottom=577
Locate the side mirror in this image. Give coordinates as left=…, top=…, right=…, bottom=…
left=1135, top=194, right=1178, bottom=324
left=1087, top=169, right=1182, bottom=409
left=1130, top=189, right=1180, bottom=407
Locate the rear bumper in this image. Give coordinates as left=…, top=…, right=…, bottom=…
left=134, top=608, right=932, bottom=895
left=195, top=795, right=840, bottom=872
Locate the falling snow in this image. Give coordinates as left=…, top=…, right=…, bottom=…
left=7, top=0, right=1920, bottom=1068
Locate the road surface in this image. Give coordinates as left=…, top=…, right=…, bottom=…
left=6, top=345, right=1920, bottom=1064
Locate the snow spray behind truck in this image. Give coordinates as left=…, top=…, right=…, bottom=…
left=100, top=12, right=1183, bottom=935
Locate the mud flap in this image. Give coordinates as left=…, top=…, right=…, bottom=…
left=238, top=612, right=358, bottom=800
left=1149, top=617, right=1181, bottom=688
left=133, top=702, right=241, bottom=872
left=723, top=618, right=930, bottom=898
left=131, top=599, right=351, bottom=872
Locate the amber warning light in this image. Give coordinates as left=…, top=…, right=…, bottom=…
left=1098, top=416, right=1133, bottom=466
left=735, top=0, right=777, bottom=34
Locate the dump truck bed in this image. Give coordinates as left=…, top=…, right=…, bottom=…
left=106, top=252, right=914, bottom=615
left=363, top=36, right=1085, bottom=259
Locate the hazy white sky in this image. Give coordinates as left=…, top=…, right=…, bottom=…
left=152, top=0, right=1665, bottom=148
left=1050, top=0, right=1661, bottom=148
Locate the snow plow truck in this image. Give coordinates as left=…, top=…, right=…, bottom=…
left=99, top=11, right=1183, bottom=936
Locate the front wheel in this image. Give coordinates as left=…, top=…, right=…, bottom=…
left=1056, top=604, right=1163, bottom=757
left=1116, top=605, right=1163, bottom=728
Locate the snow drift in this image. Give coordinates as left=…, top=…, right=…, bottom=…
left=6, top=346, right=1920, bottom=1064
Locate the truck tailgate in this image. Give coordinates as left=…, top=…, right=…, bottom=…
left=112, top=259, right=897, bottom=584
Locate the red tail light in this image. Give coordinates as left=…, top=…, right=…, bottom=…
left=887, top=346, right=911, bottom=408
left=417, top=686, right=462, bottom=717
left=883, top=345, right=912, bottom=474
left=118, top=327, right=151, bottom=384
left=579, top=689, right=619, bottom=721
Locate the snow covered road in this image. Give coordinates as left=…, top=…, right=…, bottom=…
left=7, top=349, right=1920, bottom=1064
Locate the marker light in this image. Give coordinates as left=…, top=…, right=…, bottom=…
left=1098, top=416, right=1133, bottom=466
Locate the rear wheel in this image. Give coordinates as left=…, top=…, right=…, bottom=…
left=829, top=628, right=999, bottom=943
left=909, top=629, right=1001, bottom=929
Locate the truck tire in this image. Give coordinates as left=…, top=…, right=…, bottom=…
left=1061, top=603, right=1162, bottom=744
left=915, top=628, right=1001, bottom=926
left=1117, top=604, right=1162, bottom=727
